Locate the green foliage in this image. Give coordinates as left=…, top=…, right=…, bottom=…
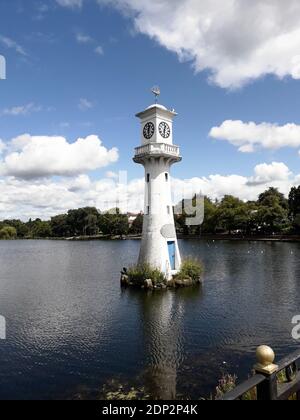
left=50, top=214, right=70, bottom=237
left=127, top=263, right=166, bottom=286
left=31, top=220, right=52, bottom=238
left=215, top=374, right=237, bottom=399
left=289, top=186, right=300, bottom=233
left=176, top=187, right=294, bottom=236
left=99, top=209, right=129, bottom=236
left=216, top=196, right=248, bottom=234
left=255, top=188, right=289, bottom=234
left=177, top=258, right=203, bottom=281
left=66, top=207, right=100, bottom=236
left=0, top=226, right=17, bottom=240
left=293, top=214, right=300, bottom=233
left=100, top=380, right=150, bottom=401
left=129, top=213, right=143, bottom=234
left=0, top=219, right=29, bottom=238
left=259, top=187, right=288, bottom=209
left=201, top=197, right=218, bottom=234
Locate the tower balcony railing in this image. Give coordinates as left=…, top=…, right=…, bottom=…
left=134, top=143, right=180, bottom=159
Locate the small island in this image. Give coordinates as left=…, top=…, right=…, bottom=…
left=120, top=259, right=204, bottom=290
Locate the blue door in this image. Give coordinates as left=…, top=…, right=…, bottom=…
left=168, top=241, right=176, bottom=270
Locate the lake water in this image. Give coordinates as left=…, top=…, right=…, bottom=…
left=0, top=239, right=299, bottom=400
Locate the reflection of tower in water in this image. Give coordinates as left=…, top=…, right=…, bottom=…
left=143, top=292, right=183, bottom=399
left=128, top=287, right=203, bottom=400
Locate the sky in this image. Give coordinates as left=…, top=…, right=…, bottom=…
left=1, top=0, right=300, bottom=219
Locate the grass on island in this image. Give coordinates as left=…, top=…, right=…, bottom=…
left=126, top=259, right=204, bottom=288
left=127, top=263, right=166, bottom=287
left=175, top=258, right=204, bottom=282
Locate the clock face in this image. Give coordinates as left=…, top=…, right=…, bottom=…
left=159, top=122, right=171, bottom=139
left=143, top=122, right=155, bottom=140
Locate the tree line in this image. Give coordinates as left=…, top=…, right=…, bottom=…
left=176, top=186, right=300, bottom=236
left=0, top=207, right=143, bottom=239
left=1, top=186, right=300, bottom=239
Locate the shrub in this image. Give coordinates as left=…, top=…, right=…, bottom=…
left=177, top=258, right=203, bottom=281
left=215, top=374, right=237, bottom=399
left=100, top=379, right=150, bottom=401
left=127, top=263, right=166, bottom=286
left=0, top=226, right=17, bottom=240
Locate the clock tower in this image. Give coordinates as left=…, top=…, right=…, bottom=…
left=133, top=98, right=182, bottom=280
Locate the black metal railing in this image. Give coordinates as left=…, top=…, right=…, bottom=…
left=220, top=346, right=300, bottom=400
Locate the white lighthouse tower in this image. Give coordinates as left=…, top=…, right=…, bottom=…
left=133, top=89, right=182, bottom=280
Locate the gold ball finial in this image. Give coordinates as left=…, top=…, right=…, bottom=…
left=256, top=345, right=275, bottom=367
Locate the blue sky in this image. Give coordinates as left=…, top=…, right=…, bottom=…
left=1, top=0, right=300, bottom=219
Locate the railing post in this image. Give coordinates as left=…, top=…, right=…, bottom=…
left=256, top=372, right=278, bottom=400
left=254, top=346, right=279, bottom=400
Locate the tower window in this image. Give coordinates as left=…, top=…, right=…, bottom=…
left=167, top=206, right=170, bottom=215
left=165, top=173, right=169, bottom=182
left=147, top=206, right=150, bottom=215
left=147, top=174, right=150, bottom=183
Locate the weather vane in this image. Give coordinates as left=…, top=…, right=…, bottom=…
left=151, top=86, right=161, bottom=104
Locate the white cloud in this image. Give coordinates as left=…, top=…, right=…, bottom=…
left=0, top=175, right=144, bottom=221
left=95, top=0, right=300, bottom=89
left=0, top=134, right=119, bottom=179
left=247, top=162, right=292, bottom=186
left=78, top=98, right=94, bottom=111
left=0, top=161, right=299, bottom=220
left=59, top=122, right=70, bottom=128
left=34, top=4, right=50, bottom=20
left=106, top=171, right=119, bottom=179
left=76, top=33, right=93, bottom=44
left=95, top=45, right=104, bottom=55
left=0, top=140, right=6, bottom=155
left=172, top=162, right=295, bottom=204
left=1, top=103, right=42, bottom=117
left=0, top=35, right=27, bottom=56
left=209, top=120, right=300, bottom=153
left=56, top=0, right=83, bottom=8
left=75, top=33, right=104, bottom=55
left=68, top=174, right=91, bottom=191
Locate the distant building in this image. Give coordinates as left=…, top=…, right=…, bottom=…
left=127, top=213, right=140, bottom=227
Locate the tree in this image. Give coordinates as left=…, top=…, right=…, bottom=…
left=129, top=213, right=143, bottom=234
left=216, top=195, right=248, bottom=234
left=201, top=197, right=218, bottom=234
left=31, top=220, right=52, bottom=238
left=84, top=212, right=99, bottom=236
left=0, top=226, right=17, bottom=240
left=256, top=188, right=290, bottom=234
left=66, top=207, right=100, bottom=236
left=99, top=209, right=129, bottom=236
left=292, top=214, right=300, bottom=233
left=258, top=187, right=288, bottom=210
left=2, top=219, right=29, bottom=238
left=174, top=195, right=206, bottom=235
left=50, top=214, right=70, bottom=237
left=243, top=201, right=259, bottom=235
left=289, top=186, right=300, bottom=232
